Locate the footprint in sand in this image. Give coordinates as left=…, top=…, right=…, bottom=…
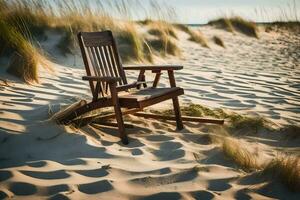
left=131, top=148, right=143, bottom=156
left=46, top=184, right=70, bottom=196
left=20, top=170, right=70, bottom=180
left=0, top=170, right=13, bottom=182
left=59, top=158, right=86, bottom=166
left=26, top=160, right=47, bottom=168
left=146, top=135, right=174, bottom=142
left=75, top=166, right=109, bottom=178
left=48, top=193, right=70, bottom=200
left=140, top=192, right=181, bottom=200
left=9, top=182, right=37, bottom=196
left=207, top=178, right=233, bottom=192
left=78, top=180, right=113, bottom=194
left=190, top=190, right=215, bottom=200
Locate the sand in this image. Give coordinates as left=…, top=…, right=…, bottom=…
left=0, top=25, right=299, bottom=199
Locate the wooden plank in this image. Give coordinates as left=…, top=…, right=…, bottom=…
left=93, top=108, right=141, bottom=122
left=152, top=71, right=161, bottom=88
left=123, top=65, right=183, bottom=71
left=138, top=88, right=184, bottom=108
left=167, top=70, right=183, bottom=129
left=91, top=121, right=134, bottom=129
left=109, top=81, right=128, bottom=144
left=136, top=69, right=145, bottom=89
left=133, top=112, right=225, bottom=125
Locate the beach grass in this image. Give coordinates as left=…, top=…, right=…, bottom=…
left=116, top=22, right=146, bottom=62
left=148, top=21, right=178, bottom=39
left=209, top=16, right=259, bottom=38
left=213, top=36, right=225, bottom=48
left=0, top=0, right=160, bottom=81
left=263, top=155, right=300, bottom=192
left=144, top=20, right=181, bottom=56
left=188, top=30, right=209, bottom=48
left=147, top=32, right=180, bottom=57
left=0, top=18, right=42, bottom=83
left=222, top=137, right=260, bottom=171
left=174, top=24, right=209, bottom=48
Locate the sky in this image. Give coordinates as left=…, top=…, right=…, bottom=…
left=138, top=0, right=300, bottom=24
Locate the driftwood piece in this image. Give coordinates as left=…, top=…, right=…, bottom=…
left=133, top=112, right=225, bottom=125
left=51, top=100, right=87, bottom=123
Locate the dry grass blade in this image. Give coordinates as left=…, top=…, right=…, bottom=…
left=263, top=155, right=300, bottom=192
left=213, top=36, right=225, bottom=48
left=0, top=19, right=43, bottom=83
left=222, top=137, right=261, bottom=172
left=188, top=30, right=209, bottom=48
left=209, top=16, right=259, bottom=38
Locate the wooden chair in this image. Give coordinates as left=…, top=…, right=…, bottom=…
left=69, top=30, right=185, bottom=144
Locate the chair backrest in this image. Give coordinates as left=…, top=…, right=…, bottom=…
left=77, top=31, right=127, bottom=97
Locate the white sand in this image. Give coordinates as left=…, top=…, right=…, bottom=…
left=0, top=26, right=299, bottom=199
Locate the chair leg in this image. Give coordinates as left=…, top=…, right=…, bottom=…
left=114, top=104, right=128, bottom=145
left=172, top=96, right=184, bottom=130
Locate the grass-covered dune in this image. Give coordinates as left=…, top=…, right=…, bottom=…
left=208, top=17, right=259, bottom=38
left=0, top=0, right=185, bottom=83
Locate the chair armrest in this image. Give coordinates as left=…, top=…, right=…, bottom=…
left=82, top=76, right=121, bottom=83
left=123, top=65, right=183, bottom=71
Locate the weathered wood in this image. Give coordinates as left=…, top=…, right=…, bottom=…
left=152, top=70, right=162, bottom=88
left=137, top=69, right=145, bottom=89
left=82, top=76, right=121, bottom=82
left=76, top=30, right=197, bottom=144
left=93, top=108, right=142, bottom=122
left=168, top=70, right=184, bottom=130
left=52, top=100, right=87, bottom=123
left=92, top=121, right=134, bottom=128
left=59, top=98, right=113, bottom=124
left=123, top=65, right=183, bottom=71
left=116, top=81, right=145, bottom=92
left=133, top=112, right=225, bottom=125
left=109, top=81, right=128, bottom=144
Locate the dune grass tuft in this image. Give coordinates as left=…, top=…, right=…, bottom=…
left=144, top=20, right=180, bottom=57
left=0, top=19, right=43, bottom=83
left=174, top=23, right=191, bottom=33
left=174, top=24, right=209, bottom=48
left=188, top=30, right=209, bottom=48
left=147, top=20, right=178, bottom=39
left=116, top=23, right=146, bottom=62
left=147, top=32, right=180, bottom=57
left=209, top=16, right=259, bottom=38
left=263, top=155, right=300, bottom=192
left=208, top=18, right=234, bottom=32
left=230, top=17, right=259, bottom=38
left=213, top=36, right=225, bottom=48
left=265, top=21, right=300, bottom=33
left=222, top=137, right=261, bottom=172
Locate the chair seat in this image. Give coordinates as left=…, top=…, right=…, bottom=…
left=118, top=87, right=184, bottom=108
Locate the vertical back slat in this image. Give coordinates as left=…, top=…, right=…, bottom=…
left=77, top=31, right=127, bottom=98
left=94, top=47, right=106, bottom=77
left=111, top=35, right=127, bottom=84
left=104, top=46, right=118, bottom=81
left=104, top=45, right=122, bottom=85
left=99, top=46, right=110, bottom=78
left=91, top=46, right=106, bottom=96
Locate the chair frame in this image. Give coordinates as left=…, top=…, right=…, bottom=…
left=59, top=30, right=185, bottom=144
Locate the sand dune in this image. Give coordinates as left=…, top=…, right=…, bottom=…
left=0, top=26, right=300, bottom=199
